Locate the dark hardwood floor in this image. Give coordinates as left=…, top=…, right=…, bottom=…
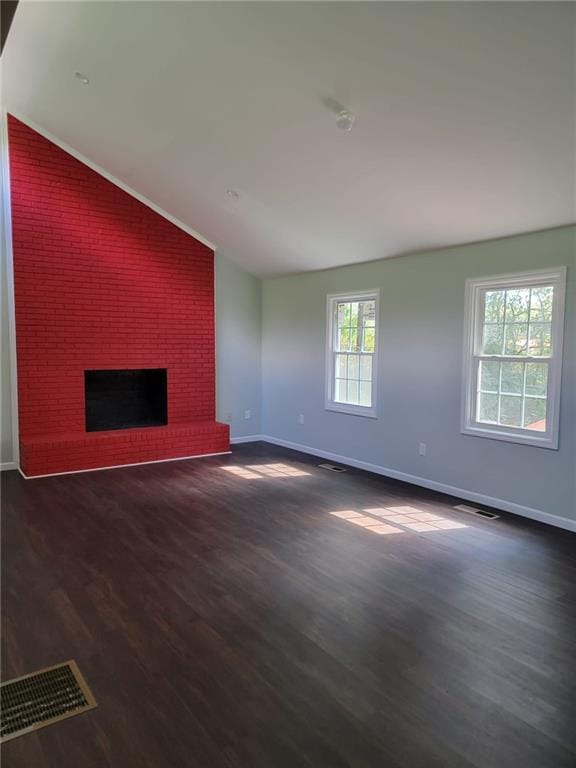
left=2, top=442, right=575, bottom=768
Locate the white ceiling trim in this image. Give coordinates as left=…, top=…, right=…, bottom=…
left=7, top=109, right=216, bottom=251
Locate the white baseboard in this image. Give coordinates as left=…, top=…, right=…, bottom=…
left=0, top=461, right=18, bottom=472
left=230, top=435, right=265, bottom=444
left=18, top=451, right=232, bottom=479
left=259, top=435, right=576, bottom=534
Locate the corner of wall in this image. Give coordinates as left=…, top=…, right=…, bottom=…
left=1, top=110, right=19, bottom=467
left=215, top=253, right=263, bottom=439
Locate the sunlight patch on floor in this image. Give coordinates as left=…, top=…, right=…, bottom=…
left=364, top=506, right=467, bottom=531
left=222, top=463, right=310, bottom=479
left=330, top=505, right=467, bottom=535
left=249, top=464, right=310, bottom=477
left=222, top=466, right=266, bottom=479
left=329, top=511, right=405, bottom=535
left=330, top=510, right=364, bottom=520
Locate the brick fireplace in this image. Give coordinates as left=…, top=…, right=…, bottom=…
left=8, top=116, right=229, bottom=477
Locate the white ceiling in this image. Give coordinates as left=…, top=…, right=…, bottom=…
left=3, top=1, right=575, bottom=276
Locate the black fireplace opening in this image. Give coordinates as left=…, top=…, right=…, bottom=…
left=85, top=369, right=168, bottom=432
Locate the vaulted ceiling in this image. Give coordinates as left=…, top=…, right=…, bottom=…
left=3, top=1, right=575, bottom=275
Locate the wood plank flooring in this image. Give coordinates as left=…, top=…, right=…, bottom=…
left=2, top=442, right=575, bottom=767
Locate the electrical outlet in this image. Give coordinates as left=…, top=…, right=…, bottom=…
left=298, top=414, right=305, bottom=425
left=419, top=442, right=427, bottom=456
left=244, top=409, right=251, bottom=420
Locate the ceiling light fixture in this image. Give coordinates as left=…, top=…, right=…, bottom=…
left=226, top=189, right=240, bottom=200
left=322, top=98, right=356, bottom=132
left=74, top=72, right=90, bottom=85
left=335, top=109, right=355, bottom=132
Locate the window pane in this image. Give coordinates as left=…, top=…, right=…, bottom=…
left=349, top=327, right=359, bottom=352
left=359, top=382, right=372, bottom=407
left=335, top=354, right=347, bottom=378
left=348, top=355, right=359, bottom=379
left=337, top=327, right=352, bottom=352
left=360, top=355, right=372, bottom=381
left=506, top=288, right=530, bottom=322
left=362, top=300, right=376, bottom=327
left=363, top=327, right=375, bottom=353
left=504, top=323, right=528, bottom=355
left=530, top=286, right=553, bottom=322
left=478, top=392, right=498, bottom=423
left=484, top=290, right=505, bottom=323
left=358, top=300, right=375, bottom=349
left=337, top=302, right=350, bottom=328
left=523, top=398, right=547, bottom=431
left=500, top=395, right=522, bottom=427
left=334, top=379, right=346, bottom=402
left=482, top=324, right=504, bottom=354
left=347, top=380, right=359, bottom=404
left=349, top=302, right=359, bottom=325
left=500, top=362, right=524, bottom=394
left=528, top=323, right=552, bottom=356
left=525, top=363, right=548, bottom=397
left=479, top=361, right=499, bottom=392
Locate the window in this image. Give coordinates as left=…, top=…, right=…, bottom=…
left=462, top=268, right=566, bottom=449
left=326, top=291, right=379, bottom=417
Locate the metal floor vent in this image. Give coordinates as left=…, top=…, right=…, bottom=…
left=318, top=463, right=348, bottom=473
left=1, top=661, right=97, bottom=743
left=454, top=504, right=499, bottom=520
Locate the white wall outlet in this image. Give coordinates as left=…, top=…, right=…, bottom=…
left=419, top=442, right=427, bottom=456
left=298, top=414, right=305, bottom=425
left=244, top=409, right=251, bottom=420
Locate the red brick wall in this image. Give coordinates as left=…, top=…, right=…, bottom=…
left=8, top=115, right=228, bottom=474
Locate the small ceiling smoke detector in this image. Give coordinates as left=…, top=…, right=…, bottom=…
left=226, top=189, right=240, bottom=200
left=74, top=72, right=90, bottom=85
left=336, top=109, right=355, bottom=132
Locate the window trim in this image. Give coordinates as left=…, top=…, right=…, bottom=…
left=461, top=267, right=566, bottom=449
left=325, top=289, right=379, bottom=418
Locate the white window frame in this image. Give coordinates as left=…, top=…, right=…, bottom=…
left=325, top=290, right=379, bottom=418
left=461, top=267, right=566, bottom=449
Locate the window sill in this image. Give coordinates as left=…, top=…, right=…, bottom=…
left=325, top=403, right=377, bottom=419
left=461, top=423, right=558, bottom=450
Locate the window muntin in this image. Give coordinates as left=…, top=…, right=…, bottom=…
left=463, top=269, right=565, bottom=448
left=327, top=292, right=378, bottom=416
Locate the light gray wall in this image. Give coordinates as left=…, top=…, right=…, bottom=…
left=215, top=253, right=262, bottom=438
left=261, top=226, right=576, bottom=523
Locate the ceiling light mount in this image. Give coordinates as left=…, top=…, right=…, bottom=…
left=335, top=109, right=355, bottom=132
left=322, top=97, right=356, bottom=132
